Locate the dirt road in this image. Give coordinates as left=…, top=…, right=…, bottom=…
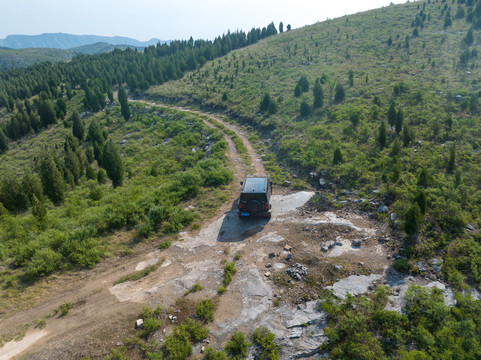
left=0, top=102, right=393, bottom=360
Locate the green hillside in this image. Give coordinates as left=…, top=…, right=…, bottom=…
left=150, top=0, right=481, bottom=287
left=0, top=48, right=73, bottom=71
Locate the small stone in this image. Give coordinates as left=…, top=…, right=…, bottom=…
left=334, top=265, right=342, bottom=271
left=135, top=319, right=144, bottom=329
left=358, top=262, right=364, bottom=266
left=265, top=271, right=271, bottom=277
left=284, top=244, right=292, bottom=252
left=201, top=346, right=205, bottom=353
left=377, top=204, right=388, bottom=213
left=287, top=254, right=292, bottom=261
left=266, top=263, right=272, bottom=268
left=352, top=239, right=362, bottom=247
left=268, top=253, right=276, bottom=259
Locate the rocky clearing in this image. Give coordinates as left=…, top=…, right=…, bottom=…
left=0, top=104, right=457, bottom=359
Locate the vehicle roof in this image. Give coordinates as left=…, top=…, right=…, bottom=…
left=242, top=177, right=268, bottom=193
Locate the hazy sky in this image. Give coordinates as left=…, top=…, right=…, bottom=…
left=2, top=0, right=408, bottom=41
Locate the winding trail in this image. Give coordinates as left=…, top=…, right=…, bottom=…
left=132, top=99, right=266, bottom=177
left=0, top=101, right=268, bottom=359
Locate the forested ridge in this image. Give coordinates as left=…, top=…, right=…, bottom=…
left=0, top=23, right=283, bottom=291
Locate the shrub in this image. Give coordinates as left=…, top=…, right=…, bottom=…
left=163, top=326, right=192, bottom=360
left=181, top=318, right=209, bottom=342
left=90, top=186, right=103, bottom=201
left=251, top=327, right=281, bottom=360
left=393, top=258, right=409, bottom=272
left=138, top=306, right=162, bottom=338
left=223, top=261, right=237, bottom=287
left=204, top=347, right=228, bottom=360
left=136, top=222, right=153, bottom=239
left=225, top=332, right=251, bottom=359
left=23, top=247, right=63, bottom=282
left=59, top=301, right=73, bottom=316
left=195, top=298, right=215, bottom=322
left=185, top=282, right=203, bottom=296
left=158, top=240, right=172, bottom=251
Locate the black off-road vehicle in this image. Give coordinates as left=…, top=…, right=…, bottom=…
left=238, top=177, right=272, bottom=217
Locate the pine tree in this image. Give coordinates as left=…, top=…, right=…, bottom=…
left=447, top=141, right=456, bottom=174
left=387, top=101, right=396, bottom=128
left=334, top=83, right=345, bottom=103
left=414, top=189, right=427, bottom=214
left=333, top=147, right=343, bottom=165
left=313, top=81, right=323, bottom=109
left=0, top=172, right=29, bottom=212
left=102, top=139, right=124, bottom=187
left=0, top=128, right=9, bottom=154
left=395, top=108, right=404, bottom=134
left=38, top=100, right=57, bottom=127
left=379, top=120, right=387, bottom=150
left=294, top=83, right=302, bottom=97
left=38, top=151, right=65, bottom=205
left=259, top=93, right=272, bottom=113
left=279, top=22, right=284, bottom=33
left=300, top=101, right=311, bottom=117
left=404, top=203, right=422, bottom=236
left=71, top=110, right=85, bottom=142
left=118, top=86, right=130, bottom=121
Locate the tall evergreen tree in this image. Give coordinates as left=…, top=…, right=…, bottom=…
left=387, top=101, right=396, bottom=128
left=313, top=81, right=324, bottom=109
left=38, top=151, right=65, bottom=205
left=333, top=147, right=343, bottom=165
left=0, top=128, right=8, bottom=154
left=447, top=141, right=456, bottom=174
left=118, top=86, right=131, bottom=121
left=334, top=83, right=346, bottom=103
left=38, top=100, right=57, bottom=127
left=395, top=108, right=404, bottom=134
left=279, top=22, right=284, bottom=33
left=0, top=172, right=29, bottom=212
left=379, top=120, right=387, bottom=150
left=259, top=93, right=272, bottom=113
left=102, top=139, right=124, bottom=187
left=71, top=110, right=85, bottom=142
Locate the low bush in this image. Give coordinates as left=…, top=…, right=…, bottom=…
left=251, top=327, right=281, bottom=360
left=225, top=331, right=251, bottom=359
left=195, top=298, right=215, bottom=323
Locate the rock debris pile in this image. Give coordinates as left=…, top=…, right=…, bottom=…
left=287, top=263, right=307, bottom=281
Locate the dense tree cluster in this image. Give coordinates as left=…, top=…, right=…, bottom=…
left=0, top=22, right=279, bottom=146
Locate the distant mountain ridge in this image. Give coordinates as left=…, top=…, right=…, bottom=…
left=0, top=33, right=164, bottom=49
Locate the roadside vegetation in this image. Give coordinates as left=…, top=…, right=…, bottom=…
left=0, top=99, right=234, bottom=316
left=150, top=0, right=481, bottom=291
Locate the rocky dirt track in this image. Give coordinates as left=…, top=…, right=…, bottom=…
left=1, top=104, right=404, bottom=360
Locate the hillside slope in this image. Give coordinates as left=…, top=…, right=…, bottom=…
left=150, top=0, right=481, bottom=288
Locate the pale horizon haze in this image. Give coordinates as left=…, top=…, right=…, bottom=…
left=2, top=0, right=410, bottom=41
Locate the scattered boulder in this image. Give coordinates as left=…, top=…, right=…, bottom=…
left=352, top=239, right=362, bottom=247
left=287, top=263, right=307, bottom=281
left=135, top=319, right=144, bottom=329
left=377, top=204, right=389, bottom=213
